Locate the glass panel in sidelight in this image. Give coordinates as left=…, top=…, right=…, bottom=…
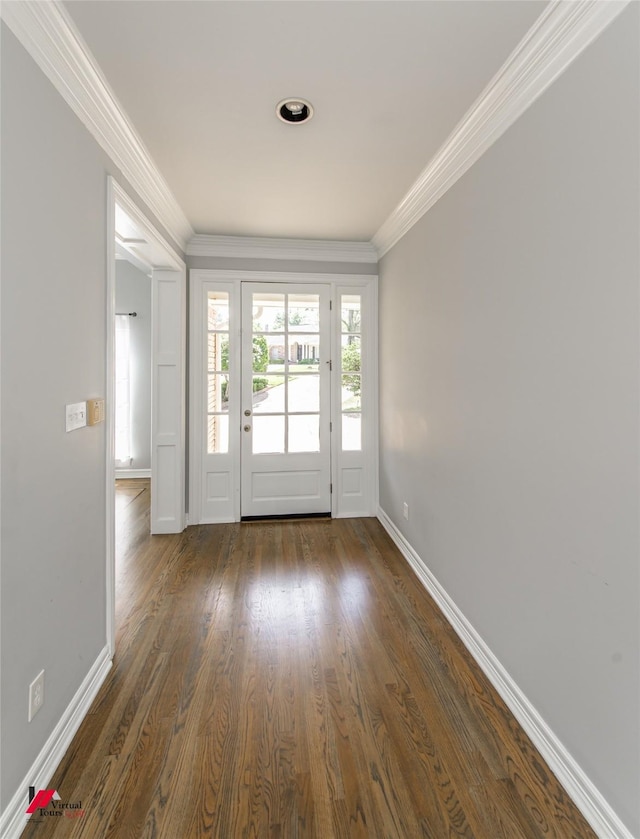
left=208, top=332, right=229, bottom=372
left=341, top=375, right=361, bottom=411
left=207, top=291, right=229, bottom=331
left=341, top=295, right=361, bottom=334
left=208, top=374, right=229, bottom=413
left=340, top=335, right=361, bottom=372
left=252, top=415, right=285, bottom=454
left=288, top=415, right=320, bottom=453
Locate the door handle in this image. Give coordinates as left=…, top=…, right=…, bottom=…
left=244, top=409, right=252, bottom=417
left=244, top=425, right=251, bottom=432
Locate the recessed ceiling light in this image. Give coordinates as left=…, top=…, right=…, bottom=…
left=276, top=98, right=314, bottom=124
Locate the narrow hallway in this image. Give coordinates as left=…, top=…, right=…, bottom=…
left=21, top=482, right=595, bottom=838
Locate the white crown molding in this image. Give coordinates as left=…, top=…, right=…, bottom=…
left=1, top=0, right=194, bottom=252
left=187, top=234, right=378, bottom=264
left=373, top=0, right=631, bottom=258
left=376, top=508, right=636, bottom=839
left=2, top=0, right=628, bottom=262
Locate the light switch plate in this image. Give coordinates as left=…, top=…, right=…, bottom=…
left=66, top=402, right=87, bottom=432
left=28, top=670, right=45, bottom=722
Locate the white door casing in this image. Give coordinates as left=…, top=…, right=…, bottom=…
left=151, top=268, right=186, bottom=534
left=107, top=177, right=186, bottom=655
left=189, top=270, right=378, bottom=524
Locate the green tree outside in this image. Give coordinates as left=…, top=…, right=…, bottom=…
left=220, top=335, right=269, bottom=374
left=252, top=335, right=269, bottom=373
left=341, top=342, right=361, bottom=399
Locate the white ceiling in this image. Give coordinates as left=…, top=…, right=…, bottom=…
left=64, top=0, right=546, bottom=242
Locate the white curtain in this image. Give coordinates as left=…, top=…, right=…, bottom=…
left=115, top=315, right=132, bottom=463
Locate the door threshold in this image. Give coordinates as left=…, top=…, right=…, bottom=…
left=241, top=512, right=331, bottom=523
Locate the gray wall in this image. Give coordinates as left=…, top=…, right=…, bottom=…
left=0, top=24, right=183, bottom=813
left=115, top=260, right=152, bottom=471
left=378, top=8, right=639, bottom=834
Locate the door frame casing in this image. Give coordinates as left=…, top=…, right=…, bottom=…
left=189, top=269, right=378, bottom=524
left=106, top=177, right=187, bottom=656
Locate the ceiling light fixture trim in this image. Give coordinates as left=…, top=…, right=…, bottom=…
left=277, top=98, right=314, bottom=124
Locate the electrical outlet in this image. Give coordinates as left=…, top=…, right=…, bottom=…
left=28, top=670, right=45, bottom=722
left=403, top=502, right=409, bottom=521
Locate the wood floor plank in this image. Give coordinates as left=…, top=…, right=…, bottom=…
left=20, top=482, right=598, bottom=839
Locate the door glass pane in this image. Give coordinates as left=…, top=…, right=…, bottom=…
left=288, top=415, right=320, bottom=453
left=208, top=414, right=229, bottom=454
left=206, top=289, right=230, bottom=457
left=253, top=293, right=285, bottom=331
left=341, top=375, right=361, bottom=411
left=252, top=375, right=284, bottom=411
left=289, top=335, right=321, bottom=367
left=252, top=415, right=285, bottom=454
left=208, top=333, right=229, bottom=372
left=342, top=414, right=361, bottom=451
left=289, top=374, right=319, bottom=413
left=208, top=292, right=229, bottom=331
left=341, top=335, right=361, bottom=371
left=288, top=294, right=319, bottom=332
left=257, top=334, right=285, bottom=371
left=341, top=295, right=361, bottom=334
left=341, top=294, right=363, bottom=453
left=208, top=374, right=229, bottom=412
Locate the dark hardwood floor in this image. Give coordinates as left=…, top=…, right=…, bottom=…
left=21, top=479, right=596, bottom=838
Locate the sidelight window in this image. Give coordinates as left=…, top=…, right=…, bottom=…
left=207, top=291, right=230, bottom=453
left=340, top=294, right=362, bottom=451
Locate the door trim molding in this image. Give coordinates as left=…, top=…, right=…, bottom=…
left=189, top=270, right=378, bottom=525
left=106, top=178, right=117, bottom=657
left=107, top=177, right=186, bottom=655
left=150, top=269, right=187, bottom=534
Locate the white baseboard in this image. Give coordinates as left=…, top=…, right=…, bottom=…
left=115, top=468, right=151, bottom=479
left=0, top=646, right=112, bottom=839
left=376, top=507, right=635, bottom=839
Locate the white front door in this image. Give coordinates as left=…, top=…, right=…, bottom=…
left=240, top=283, right=331, bottom=517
